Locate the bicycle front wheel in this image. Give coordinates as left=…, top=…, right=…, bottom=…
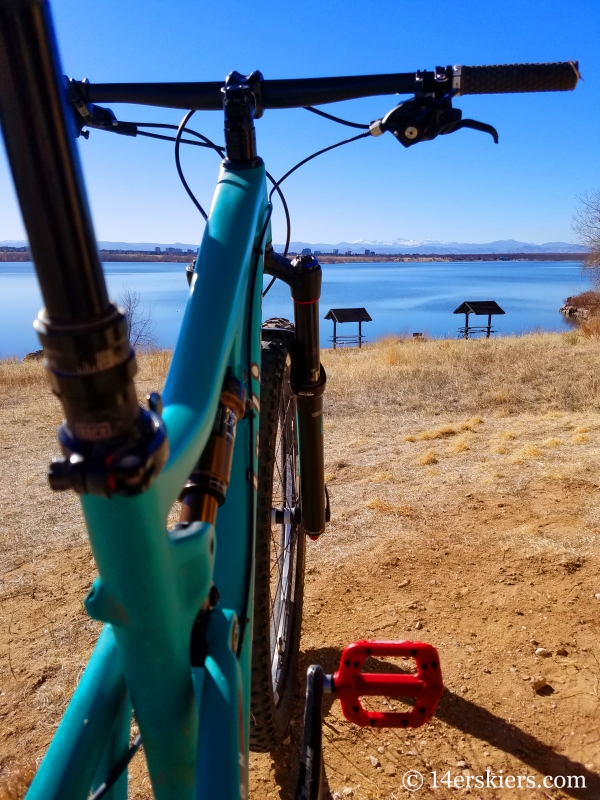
left=250, top=320, right=305, bottom=751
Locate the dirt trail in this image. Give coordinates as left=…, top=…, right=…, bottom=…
left=2, top=342, right=600, bottom=799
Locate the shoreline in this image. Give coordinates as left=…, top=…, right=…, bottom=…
left=0, top=252, right=586, bottom=264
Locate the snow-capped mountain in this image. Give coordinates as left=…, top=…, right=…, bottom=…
left=274, top=239, right=587, bottom=255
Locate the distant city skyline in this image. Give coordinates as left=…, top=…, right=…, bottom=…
left=0, top=0, right=598, bottom=246
left=0, top=236, right=587, bottom=256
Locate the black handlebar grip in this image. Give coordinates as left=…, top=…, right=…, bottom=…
left=458, top=61, right=579, bottom=95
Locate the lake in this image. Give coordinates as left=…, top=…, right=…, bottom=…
left=0, top=260, right=589, bottom=358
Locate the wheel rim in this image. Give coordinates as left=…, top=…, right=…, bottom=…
left=269, top=366, right=299, bottom=704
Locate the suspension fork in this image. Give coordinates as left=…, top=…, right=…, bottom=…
left=264, top=246, right=328, bottom=537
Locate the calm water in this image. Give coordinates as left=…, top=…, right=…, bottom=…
left=0, top=260, right=589, bottom=358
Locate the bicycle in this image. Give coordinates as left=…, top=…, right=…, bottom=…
left=0, top=1, right=579, bottom=798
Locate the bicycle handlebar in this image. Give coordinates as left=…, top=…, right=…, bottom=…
left=458, top=61, right=579, bottom=95
left=81, top=61, right=579, bottom=111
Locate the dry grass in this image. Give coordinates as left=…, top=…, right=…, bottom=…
left=0, top=350, right=172, bottom=574
left=321, top=332, right=600, bottom=417
left=418, top=448, right=438, bottom=465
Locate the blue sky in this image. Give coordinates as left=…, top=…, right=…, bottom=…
left=1, top=0, right=599, bottom=246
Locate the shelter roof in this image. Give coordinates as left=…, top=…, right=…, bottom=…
left=324, top=307, right=372, bottom=323
left=453, top=301, right=505, bottom=315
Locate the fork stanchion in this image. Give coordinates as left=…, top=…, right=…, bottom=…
left=290, top=255, right=327, bottom=538
left=263, top=248, right=328, bottom=538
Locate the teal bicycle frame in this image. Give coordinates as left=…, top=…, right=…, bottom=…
left=0, top=3, right=581, bottom=798
left=26, top=162, right=269, bottom=800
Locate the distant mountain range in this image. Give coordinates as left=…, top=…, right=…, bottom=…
left=1, top=238, right=587, bottom=255
left=274, top=239, right=588, bottom=255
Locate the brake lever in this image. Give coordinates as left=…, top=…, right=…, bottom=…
left=442, top=118, right=499, bottom=143
left=370, top=85, right=498, bottom=147
left=66, top=77, right=138, bottom=138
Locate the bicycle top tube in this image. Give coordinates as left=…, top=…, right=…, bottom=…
left=80, top=62, right=579, bottom=111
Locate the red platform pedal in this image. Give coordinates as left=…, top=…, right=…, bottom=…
left=331, top=640, right=443, bottom=728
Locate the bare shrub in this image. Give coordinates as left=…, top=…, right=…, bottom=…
left=118, top=287, right=156, bottom=349
left=572, top=189, right=600, bottom=270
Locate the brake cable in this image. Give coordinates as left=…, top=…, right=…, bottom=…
left=261, top=129, right=371, bottom=297
left=304, top=106, right=370, bottom=130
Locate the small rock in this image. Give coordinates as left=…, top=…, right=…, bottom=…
left=460, top=685, right=468, bottom=693
left=369, top=755, right=380, bottom=768
left=398, top=579, right=410, bottom=588
left=556, top=647, right=568, bottom=656
left=530, top=638, right=539, bottom=645
left=535, top=648, right=551, bottom=657
left=456, top=760, right=467, bottom=768
left=377, top=746, right=385, bottom=754
left=465, top=493, right=473, bottom=498
left=430, top=579, right=437, bottom=585
left=283, top=735, right=291, bottom=745
left=415, top=621, right=423, bottom=630
left=551, top=704, right=557, bottom=709
left=510, top=667, right=517, bottom=672
left=531, top=676, right=547, bottom=691
left=522, top=675, right=531, bottom=681
left=483, top=667, right=491, bottom=674
left=332, top=794, right=341, bottom=800
left=594, top=593, right=600, bottom=601
left=342, top=789, right=354, bottom=797
left=406, top=750, right=417, bottom=756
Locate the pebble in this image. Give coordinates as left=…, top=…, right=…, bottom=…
left=531, top=676, right=547, bottom=691
left=377, top=746, right=385, bottom=754
left=456, top=760, right=467, bottom=767
left=460, top=685, right=468, bottom=693
left=415, top=621, right=423, bottom=630
left=398, top=579, right=410, bottom=588
left=342, top=789, right=354, bottom=797
left=595, top=593, right=600, bottom=601
left=522, top=675, right=531, bottom=681
left=535, top=647, right=551, bottom=657
left=483, top=667, right=491, bottom=674
left=556, top=647, right=568, bottom=656
left=369, top=755, right=380, bottom=768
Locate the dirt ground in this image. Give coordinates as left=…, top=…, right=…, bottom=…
left=1, top=338, right=600, bottom=799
